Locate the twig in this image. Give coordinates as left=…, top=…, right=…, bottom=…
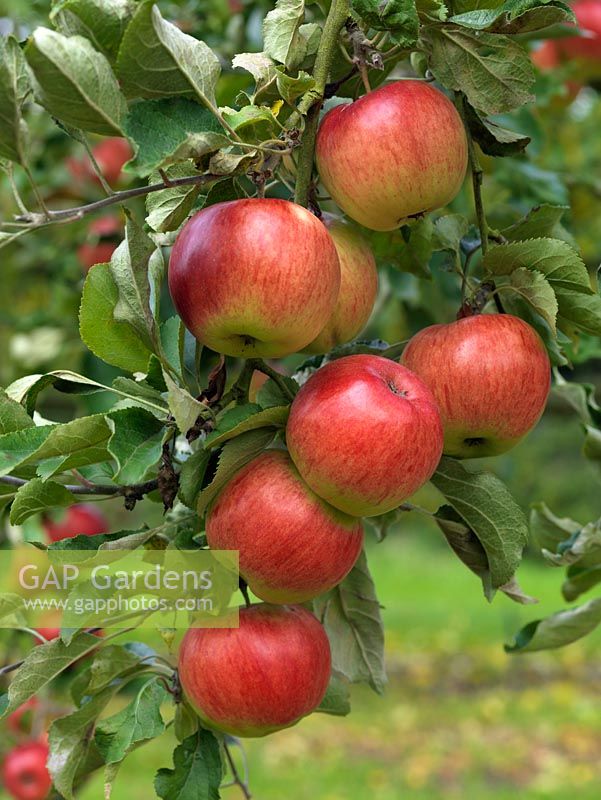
left=81, top=135, right=114, bottom=196
left=294, top=0, right=350, bottom=207
left=12, top=173, right=227, bottom=227
left=456, top=93, right=488, bottom=256
left=250, top=359, right=296, bottom=402
left=0, top=475, right=159, bottom=500
left=224, top=741, right=252, bottom=799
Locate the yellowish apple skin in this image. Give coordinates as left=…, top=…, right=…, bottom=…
left=305, top=216, right=378, bottom=354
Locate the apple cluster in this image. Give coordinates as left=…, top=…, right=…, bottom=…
left=168, top=80, right=552, bottom=739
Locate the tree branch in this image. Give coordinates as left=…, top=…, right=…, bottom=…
left=0, top=475, right=159, bottom=500
left=249, top=359, right=296, bottom=402
left=456, top=93, right=488, bottom=256
left=294, top=0, right=350, bottom=207
left=224, top=740, right=252, bottom=799
left=12, top=173, right=228, bottom=227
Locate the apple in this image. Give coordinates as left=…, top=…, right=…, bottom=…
left=33, top=628, right=60, bottom=644
left=178, top=603, right=331, bottom=737
left=1, top=742, right=51, bottom=800
left=401, top=313, right=551, bottom=458
left=557, top=0, right=601, bottom=63
left=77, top=215, right=121, bottom=271
left=67, top=138, right=132, bottom=187
left=315, top=81, right=468, bottom=232
left=304, top=216, right=378, bottom=354
left=206, top=450, right=363, bottom=603
left=286, top=355, right=443, bottom=517
left=77, top=241, right=117, bottom=271
left=43, top=504, right=109, bottom=543
left=7, top=699, right=38, bottom=736
left=168, top=198, right=341, bottom=358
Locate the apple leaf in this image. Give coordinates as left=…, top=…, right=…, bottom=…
left=109, top=217, right=164, bottom=353
left=464, top=104, right=530, bottom=157
left=435, top=505, right=536, bottom=604
left=506, top=597, right=601, bottom=653
left=106, top=407, right=165, bottom=484
left=275, top=66, right=315, bottom=103
left=95, top=679, right=167, bottom=764
left=117, top=1, right=221, bottom=109
left=314, top=550, right=386, bottom=694
left=125, top=98, right=230, bottom=177
left=503, top=204, right=573, bottom=245
left=530, top=501, right=582, bottom=552
left=431, top=457, right=528, bottom=589
left=204, top=404, right=290, bottom=448
left=0, top=425, right=55, bottom=477
left=426, top=26, right=535, bottom=114
left=551, top=374, right=601, bottom=428
left=80, top=263, right=154, bottom=373
left=196, top=428, right=276, bottom=516
left=543, top=518, right=601, bottom=568
left=317, top=671, right=351, bottom=717
left=449, top=0, right=574, bottom=35
left=556, top=289, right=601, bottom=337
left=506, top=267, right=558, bottom=333
left=263, top=0, right=307, bottom=70
left=163, top=371, right=212, bottom=436
left=146, top=165, right=207, bottom=233
left=85, top=644, right=147, bottom=695
left=49, top=686, right=117, bottom=800
left=9, top=478, right=75, bottom=525
left=50, top=0, right=136, bottom=63
left=232, top=52, right=277, bottom=100
left=178, top=447, right=212, bottom=509
left=0, top=36, right=30, bottom=164
left=1, top=633, right=108, bottom=718
left=256, top=376, right=300, bottom=409
left=154, top=730, right=222, bottom=800
left=351, top=0, right=420, bottom=47
left=25, top=28, right=127, bottom=135
left=0, top=390, right=35, bottom=434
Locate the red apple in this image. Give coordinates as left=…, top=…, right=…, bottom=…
left=315, top=81, right=468, bottom=232
left=1, top=742, right=51, bottom=800
left=6, top=699, right=38, bottom=736
left=531, top=39, right=560, bottom=70
left=77, top=215, right=122, bottom=270
left=206, top=450, right=363, bottom=603
left=67, top=138, right=132, bottom=187
left=178, top=604, right=331, bottom=737
left=286, top=355, right=443, bottom=516
left=168, top=198, right=341, bottom=358
left=557, top=0, right=601, bottom=63
left=401, top=314, right=551, bottom=458
left=77, top=241, right=118, bottom=271
left=43, top=504, right=109, bottom=543
left=304, top=216, right=378, bottom=353
left=33, top=628, right=60, bottom=644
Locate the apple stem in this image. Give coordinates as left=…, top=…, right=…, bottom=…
left=250, top=359, right=296, bottom=402
left=456, top=93, right=489, bottom=258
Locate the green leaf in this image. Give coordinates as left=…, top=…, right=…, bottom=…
left=544, top=519, right=601, bottom=568
left=506, top=597, right=601, bottom=653
left=25, top=28, right=126, bottom=135
left=426, top=26, right=535, bottom=114
left=232, top=51, right=276, bottom=99
left=263, top=0, right=307, bottom=70
left=275, top=66, right=315, bottom=104
left=530, top=501, right=581, bottom=552
left=372, top=218, right=435, bottom=278
left=204, top=404, right=289, bottom=448
left=0, top=389, right=34, bottom=434
left=86, top=644, right=145, bottom=694
left=9, top=478, right=75, bottom=525
left=117, top=1, right=221, bottom=108
left=552, top=373, right=601, bottom=427
left=352, top=0, right=420, bottom=47
left=317, top=671, right=351, bottom=717
left=0, top=425, right=54, bottom=477
left=49, top=687, right=116, bottom=800
left=503, top=204, right=573, bottom=245
left=163, top=372, right=211, bottom=436
left=1, top=633, right=106, bottom=718
left=435, top=505, right=536, bottom=604
left=173, top=704, right=199, bottom=743
left=450, top=0, right=574, bottom=35
left=464, top=104, right=530, bottom=157
left=507, top=267, right=558, bottom=333
left=95, top=679, right=167, bottom=764
left=256, top=375, right=300, bottom=409
left=146, top=163, right=206, bottom=233
left=556, top=289, right=601, bottom=337
left=196, top=428, right=276, bottom=516
left=51, top=0, right=135, bottom=63
left=30, top=414, right=113, bottom=478
left=125, top=98, right=230, bottom=177
left=430, top=457, right=528, bottom=589
left=314, top=550, right=386, bottom=694
left=0, top=36, right=30, bottom=163
left=154, top=730, right=222, bottom=800
left=106, top=407, right=165, bottom=484
left=80, top=262, right=154, bottom=373
left=109, top=217, right=163, bottom=352
left=178, top=447, right=211, bottom=509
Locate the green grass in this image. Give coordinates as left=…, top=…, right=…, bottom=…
left=71, top=531, right=601, bottom=800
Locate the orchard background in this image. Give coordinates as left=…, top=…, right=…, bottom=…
left=0, top=0, right=601, bottom=798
